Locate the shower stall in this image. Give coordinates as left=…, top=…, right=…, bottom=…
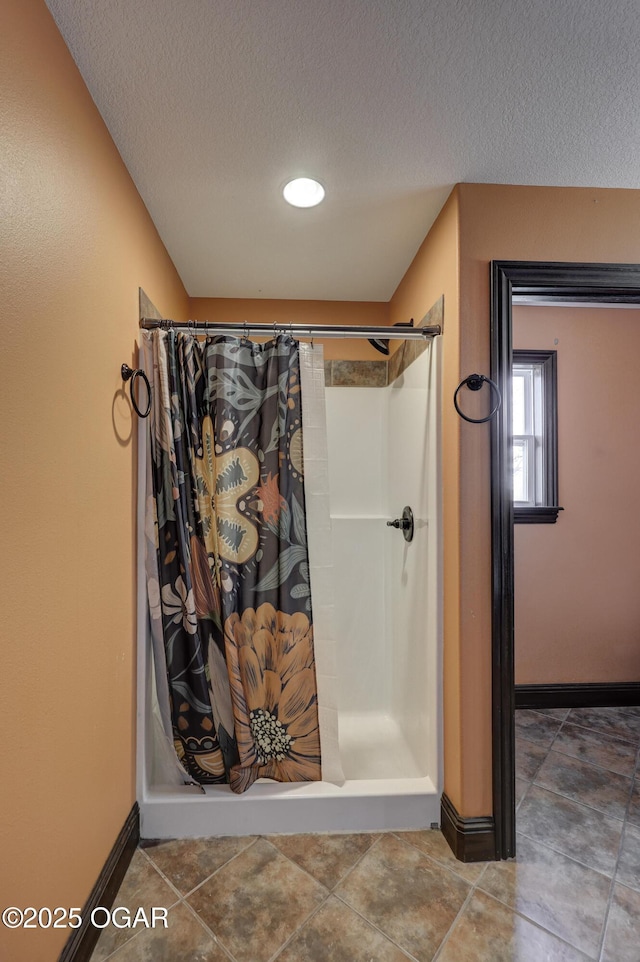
left=136, top=317, right=442, bottom=838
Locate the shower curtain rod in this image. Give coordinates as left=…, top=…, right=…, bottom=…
left=139, top=317, right=441, bottom=340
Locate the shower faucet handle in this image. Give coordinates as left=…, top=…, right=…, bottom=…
left=386, top=506, right=414, bottom=542
left=387, top=517, right=408, bottom=529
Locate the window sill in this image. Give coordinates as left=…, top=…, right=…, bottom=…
left=514, top=506, right=563, bottom=524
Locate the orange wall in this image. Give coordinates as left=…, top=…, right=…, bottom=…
left=190, top=298, right=390, bottom=360
left=0, top=2, right=189, bottom=960
left=457, top=183, right=640, bottom=815
left=514, top=305, right=640, bottom=684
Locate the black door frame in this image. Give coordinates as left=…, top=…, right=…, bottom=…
left=489, top=260, right=640, bottom=859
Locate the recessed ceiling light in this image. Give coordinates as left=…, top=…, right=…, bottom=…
left=283, top=177, right=325, bottom=208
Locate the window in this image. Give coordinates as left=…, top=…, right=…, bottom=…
left=512, top=350, right=561, bottom=523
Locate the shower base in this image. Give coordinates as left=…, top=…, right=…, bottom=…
left=338, top=710, right=426, bottom=780
left=140, top=710, right=440, bottom=840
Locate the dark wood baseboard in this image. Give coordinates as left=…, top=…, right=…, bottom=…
left=58, top=802, right=140, bottom=962
left=515, top=682, right=640, bottom=711
left=440, top=793, right=496, bottom=862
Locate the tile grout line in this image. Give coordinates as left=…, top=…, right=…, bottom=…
left=176, top=899, right=239, bottom=962
left=562, top=718, right=640, bottom=748
left=516, top=778, right=533, bottom=814
left=267, top=831, right=381, bottom=894
left=556, top=717, right=640, bottom=749
left=288, top=832, right=472, bottom=962
left=389, top=831, right=489, bottom=887
left=595, top=875, right=619, bottom=962
left=532, top=710, right=639, bottom=825
left=159, top=836, right=261, bottom=900
left=211, top=833, right=383, bottom=962
left=329, top=889, right=422, bottom=962
left=547, top=744, right=639, bottom=778
left=518, top=708, right=640, bottom=755
left=528, top=775, right=631, bottom=824
left=101, top=840, right=261, bottom=962
left=265, top=893, right=334, bottom=962
left=430, top=876, right=484, bottom=962
left=92, top=926, right=139, bottom=962
left=594, top=751, right=639, bottom=962
left=472, top=884, right=601, bottom=961
left=519, top=711, right=636, bottom=824
left=515, top=712, right=564, bottom=780
left=135, top=845, right=185, bottom=902
left=528, top=705, right=640, bottom=734
left=555, top=719, right=640, bottom=748
left=546, top=713, right=569, bottom=749
left=183, top=835, right=333, bottom=962
left=516, top=826, right=620, bottom=881
left=89, top=848, right=184, bottom=962
left=330, top=830, right=385, bottom=884
left=330, top=832, right=486, bottom=962
left=521, top=708, right=570, bottom=721
left=523, top=711, right=565, bottom=780
left=139, top=833, right=390, bottom=962
left=426, top=833, right=600, bottom=962
left=171, top=837, right=318, bottom=962
left=266, top=835, right=402, bottom=962
left=260, top=834, right=349, bottom=962
left=90, top=929, right=139, bottom=962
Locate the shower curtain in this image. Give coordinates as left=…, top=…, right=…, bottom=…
left=142, top=330, right=321, bottom=794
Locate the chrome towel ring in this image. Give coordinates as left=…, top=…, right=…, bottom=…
left=453, top=373, right=501, bottom=423
left=121, top=363, right=151, bottom=418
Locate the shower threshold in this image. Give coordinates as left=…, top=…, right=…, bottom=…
left=140, top=709, right=439, bottom=840
left=140, top=775, right=439, bottom=840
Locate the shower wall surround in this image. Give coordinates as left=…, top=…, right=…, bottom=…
left=325, top=332, right=441, bottom=786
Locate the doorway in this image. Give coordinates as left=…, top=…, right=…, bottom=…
left=489, top=260, right=640, bottom=859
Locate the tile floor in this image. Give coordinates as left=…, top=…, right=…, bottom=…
left=90, top=707, right=640, bottom=962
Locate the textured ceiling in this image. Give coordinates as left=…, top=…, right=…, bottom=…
left=45, top=0, right=640, bottom=300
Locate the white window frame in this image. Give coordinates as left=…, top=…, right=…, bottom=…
left=512, top=350, right=560, bottom=524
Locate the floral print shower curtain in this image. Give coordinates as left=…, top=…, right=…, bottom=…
left=145, top=330, right=321, bottom=793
